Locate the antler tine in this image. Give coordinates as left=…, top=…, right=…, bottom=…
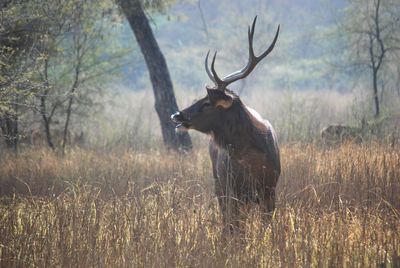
left=205, top=50, right=216, bottom=83
left=256, top=24, right=280, bottom=62
left=248, top=16, right=256, bottom=59
left=245, top=16, right=257, bottom=73
left=221, top=17, right=280, bottom=86
left=210, top=51, right=224, bottom=88
left=204, top=16, right=279, bottom=89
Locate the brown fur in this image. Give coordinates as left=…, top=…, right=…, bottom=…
left=171, top=16, right=281, bottom=231
left=172, top=89, right=280, bottom=231
left=321, top=124, right=363, bottom=145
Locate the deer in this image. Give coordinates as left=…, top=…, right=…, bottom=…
left=171, top=17, right=281, bottom=231
left=320, top=119, right=368, bottom=146
left=320, top=124, right=363, bottom=146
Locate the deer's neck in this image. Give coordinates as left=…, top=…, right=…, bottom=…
left=212, top=104, right=261, bottom=152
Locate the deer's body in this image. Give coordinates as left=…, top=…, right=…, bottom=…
left=321, top=124, right=364, bottom=145
left=209, top=94, right=281, bottom=228
left=171, top=17, right=280, bottom=230
left=208, top=101, right=280, bottom=221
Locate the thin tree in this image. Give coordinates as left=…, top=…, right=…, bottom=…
left=368, top=0, right=384, bottom=118
left=37, top=0, right=128, bottom=153
left=0, top=1, right=44, bottom=152
left=339, top=0, right=400, bottom=118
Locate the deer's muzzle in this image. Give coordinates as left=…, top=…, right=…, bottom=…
left=171, top=111, right=191, bottom=130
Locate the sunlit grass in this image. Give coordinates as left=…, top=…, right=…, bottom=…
left=0, top=144, right=399, bottom=267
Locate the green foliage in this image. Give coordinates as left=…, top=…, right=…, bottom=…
left=0, top=1, right=46, bottom=115
left=41, top=0, right=131, bottom=121
left=141, top=0, right=176, bottom=14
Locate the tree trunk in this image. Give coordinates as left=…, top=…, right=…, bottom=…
left=40, top=95, right=55, bottom=150
left=118, top=0, right=192, bottom=151
left=372, top=68, right=380, bottom=118
left=0, top=112, right=18, bottom=152
left=40, top=59, right=55, bottom=150
left=62, top=97, right=73, bottom=153
left=62, top=40, right=82, bottom=155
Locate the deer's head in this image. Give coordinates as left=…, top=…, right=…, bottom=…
left=171, top=17, right=279, bottom=134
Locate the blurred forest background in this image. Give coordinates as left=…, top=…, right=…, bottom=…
left=1, top=1, right=400, bottom=266
left=1, top=0, right=400, bottom=153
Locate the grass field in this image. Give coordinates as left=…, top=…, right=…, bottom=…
left=0, top=143, right=399, bottom=267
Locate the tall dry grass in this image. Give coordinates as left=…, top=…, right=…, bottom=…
left=0, top=144, right=399, bottom=267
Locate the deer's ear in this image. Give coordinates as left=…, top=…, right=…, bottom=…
left=207, top=88, right=233, bottom=109
left=215, top=97, right=233, bottom=109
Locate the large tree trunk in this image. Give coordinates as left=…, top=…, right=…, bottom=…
left=118, top=0, right=192, bottom=151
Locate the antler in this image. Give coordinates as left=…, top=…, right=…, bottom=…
left=205, top=16, right=280, bottom=89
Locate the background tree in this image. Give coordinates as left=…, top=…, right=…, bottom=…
left=0, top=1, right=46, bottom=151
left=1, top=0, right=399, bottom=150
left=34, top=0, right=129, bottom=153
left=336, top=0, right=400, bottom=118
left=117, top=0, right=192, bottom=151
left=1, top=0, right=131, bottom=152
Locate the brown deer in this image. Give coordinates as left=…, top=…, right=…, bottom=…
left=320, top=119, right=368, bottom=146
left=171, top=17, right=280, bottom=231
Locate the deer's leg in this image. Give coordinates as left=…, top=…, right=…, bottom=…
left=258, top=186, right=276, bottom=223
left=210, top=142, right=232, bottom=230
left=229, top=178, right=254, bottom=233
left=215, top=175, right=241, bottom=234
left=214, top=177, right=228, bottom=225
